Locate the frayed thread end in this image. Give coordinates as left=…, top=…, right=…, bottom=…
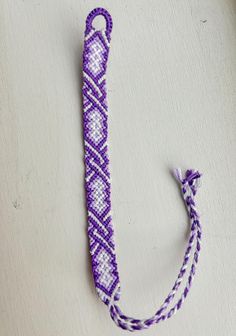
left=174, top=168, right=202, bottom=195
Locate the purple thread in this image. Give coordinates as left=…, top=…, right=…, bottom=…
left=82, top=8, right=203, bottom=331
left=83, top=7, right=121, bottom=304
left=85, top=7, right=113, bottom=38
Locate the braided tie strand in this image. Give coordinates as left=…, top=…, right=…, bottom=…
left=108, top=169, right=202, bottom=331
left=82, top=8, right=203, bottom=331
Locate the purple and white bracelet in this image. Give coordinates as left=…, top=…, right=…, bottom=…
left=82, top=8, right=202, bottom=331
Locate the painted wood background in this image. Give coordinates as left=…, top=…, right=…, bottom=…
left=0, top=1, right=236, bottom=335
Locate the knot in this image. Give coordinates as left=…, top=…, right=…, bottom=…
left=174, top=169, right=201, bottom=196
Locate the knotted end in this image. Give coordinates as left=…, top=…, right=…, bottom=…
left=174, top=168, right=201, bottom=196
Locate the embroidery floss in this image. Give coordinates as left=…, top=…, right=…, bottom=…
left=82, top=8, right=202, bottom=331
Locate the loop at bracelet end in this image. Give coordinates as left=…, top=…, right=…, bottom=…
left=85, top=8, right=113, bottom=37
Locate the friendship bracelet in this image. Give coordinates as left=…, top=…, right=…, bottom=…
left=82, top=8, right=202, bottom=331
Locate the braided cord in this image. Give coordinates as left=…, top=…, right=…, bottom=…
left=82, top=8, right=202, bottom=331
left=108, top=169, right=202, bottom=331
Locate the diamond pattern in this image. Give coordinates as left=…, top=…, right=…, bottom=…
left=90, top=176, right=108, bottom=215
left=83, top=28, right=120, bottom=304
left=87, top=108, right=104, bottom=145
left=85, top=35, right=106, bottom=77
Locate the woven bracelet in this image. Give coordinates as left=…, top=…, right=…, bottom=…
left=82, top=8, right=202, bottom=332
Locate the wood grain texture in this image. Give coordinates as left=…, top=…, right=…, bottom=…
left=0, top=1, right=236, bottom=335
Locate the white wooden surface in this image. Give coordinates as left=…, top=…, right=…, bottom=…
left=0, top=1, right=236, bottom=335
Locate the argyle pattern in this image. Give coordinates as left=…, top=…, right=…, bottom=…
left=83, top=26, right=120, bottom=304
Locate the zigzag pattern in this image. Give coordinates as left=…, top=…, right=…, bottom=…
left=83, top=26, right=120, bottom=304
